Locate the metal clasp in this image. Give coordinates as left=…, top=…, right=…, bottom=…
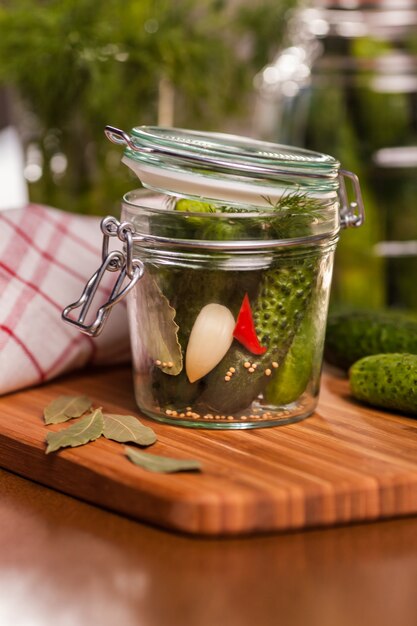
left=62, top=217, right=144, bottom=337
left=339, top=169, right=365, bottom=229
left=105, top=126, right=137, bottom=151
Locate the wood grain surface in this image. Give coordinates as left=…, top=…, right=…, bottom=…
left=2, top=467, right=417, bottom=626
left=0, top=365, right=416, bottom=536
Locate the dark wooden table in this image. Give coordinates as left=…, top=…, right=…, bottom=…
left=1, top=468, right=417, bottom=626
left=1, top=429, right=417, bottom=625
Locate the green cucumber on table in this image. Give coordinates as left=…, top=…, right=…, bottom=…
left=349, top=353, right=417, bottom=416
left=325, top=309, right=417, bottom=370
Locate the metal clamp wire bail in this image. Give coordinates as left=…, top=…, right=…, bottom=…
left=339, top=169, right=365, bottom=229
left=62, top=217, right=144, bottom=337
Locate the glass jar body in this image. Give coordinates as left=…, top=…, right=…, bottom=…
left=62, top=125, right=363, bottom=428
left=122, top=191, right=338, bottom=429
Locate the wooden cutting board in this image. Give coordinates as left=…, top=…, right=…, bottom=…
left=0, top=365, right=416, bottom=536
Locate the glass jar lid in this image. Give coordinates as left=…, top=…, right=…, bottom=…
left=105, top=125, right=341, bottom=205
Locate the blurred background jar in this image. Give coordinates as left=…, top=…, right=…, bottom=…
left=0, top=0, right=297, bottom=216
left=254, top=0, right=417, bottom=312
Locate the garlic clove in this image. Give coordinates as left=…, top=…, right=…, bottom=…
left=186, top=303, right=235, bottom=383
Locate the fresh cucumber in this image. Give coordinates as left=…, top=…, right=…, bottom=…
left=349, top=353, right=417, bottom=415
left=325, top=310, right=417, bottom=370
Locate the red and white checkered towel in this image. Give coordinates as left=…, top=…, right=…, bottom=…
left=0, top=204, right=131, bottom=395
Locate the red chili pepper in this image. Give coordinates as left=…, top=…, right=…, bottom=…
left=233, top=293, right=267, bottom=355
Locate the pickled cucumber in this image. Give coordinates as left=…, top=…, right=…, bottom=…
left=349, top=353, right=417, bottom=415
left=325, top=310, right=417, bottom=370
left=150, top=195, right=327, bottom=416
left=264, top=311, right=315, bottom=405
left=198, top=255, right=319, bottom=414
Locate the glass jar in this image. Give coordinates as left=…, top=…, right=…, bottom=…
left=254, top=0, right=417, bottom=312
left=63, top=125, right=364, bottom=429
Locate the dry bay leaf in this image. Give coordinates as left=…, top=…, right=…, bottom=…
left=125, top=447, right=202, bottom=473
left=103, top=414, right=157, bottom=446
left=133, top=272, right=183, bottom=375
left=44, top=395, right=92, bottom=425
left=46, top=408, right=104, bottom=454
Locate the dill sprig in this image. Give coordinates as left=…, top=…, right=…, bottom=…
left=261, top=189, right=323, bottom=212
left=260, top=189, right=326, bottom=239
left=170, top=190, right=326, bottom=240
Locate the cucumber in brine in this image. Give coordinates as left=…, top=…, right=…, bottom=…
left=198, top=255, right=320, bottom=414
left=264, top=310, right=316, bottom=406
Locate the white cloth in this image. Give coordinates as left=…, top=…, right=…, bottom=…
left=0, top=204, right=131, bottom=395
left=0, top=126, right=28, bottom=210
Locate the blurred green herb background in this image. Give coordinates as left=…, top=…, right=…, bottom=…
left=0, top=0, right=295, bottom=215
left=3, top=0, right=416, bottom=313
left=256, top=5, right=417, bottom=312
